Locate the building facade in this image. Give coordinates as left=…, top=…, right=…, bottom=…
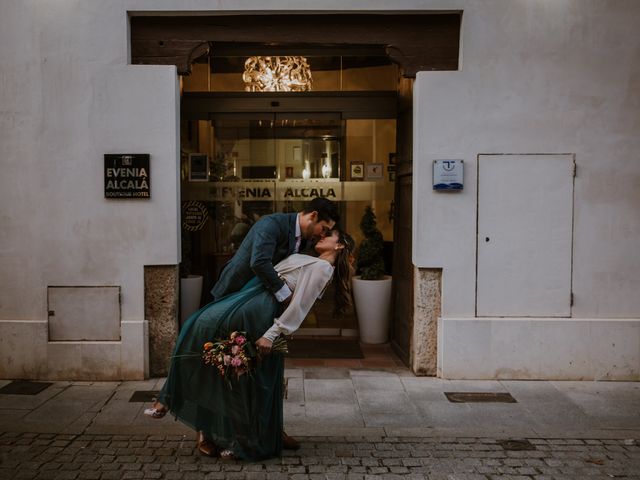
left=1, top=1, right=638, bottom=380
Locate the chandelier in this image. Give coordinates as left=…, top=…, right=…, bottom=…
left=242, top=56, right=313, bottom=92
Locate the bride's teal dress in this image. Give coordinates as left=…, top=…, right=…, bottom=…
left=157, top=277, right=284, bottom=461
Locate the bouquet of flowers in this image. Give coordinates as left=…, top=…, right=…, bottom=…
left=201, top=331, right=288, bottom=383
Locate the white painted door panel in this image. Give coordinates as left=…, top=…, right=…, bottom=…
left=477, top=155, right=573, bottom=317
left=48, top=286, right=121, bottom=340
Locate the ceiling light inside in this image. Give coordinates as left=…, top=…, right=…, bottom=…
left=243, top=56, right=313, bottom=92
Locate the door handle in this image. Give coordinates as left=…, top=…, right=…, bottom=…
left=485, top=237, right=490, bottom=242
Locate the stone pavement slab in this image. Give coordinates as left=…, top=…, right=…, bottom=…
left=551, top=381, right=640, bottom=429
left=1, top=369, right=640, bottom=439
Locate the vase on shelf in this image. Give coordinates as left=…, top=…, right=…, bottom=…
left=180, top=274, right=203, bottom=325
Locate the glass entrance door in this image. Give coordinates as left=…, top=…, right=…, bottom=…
left=208, top=112, right=350, bottom=332
left=180, top=111, right=396, bottom=334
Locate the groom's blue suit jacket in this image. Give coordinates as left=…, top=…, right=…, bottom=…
left=210, top=212, right=298, bottom=300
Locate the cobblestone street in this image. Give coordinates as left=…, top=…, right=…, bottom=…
left=1, top=432, right=639, bottom=480
left=1, top=373, right=639, bottom=479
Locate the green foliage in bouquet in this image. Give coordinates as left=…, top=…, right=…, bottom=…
left=356, top=206, right=386, bottom=280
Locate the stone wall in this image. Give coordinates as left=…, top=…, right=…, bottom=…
left=145, top=266, right=179, bottom=377
left=412, top=268, right=441, bottom=376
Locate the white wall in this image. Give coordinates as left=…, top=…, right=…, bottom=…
left=1, top=0, right=638, bottom=379
left=413, top=1, right=640, bottom=378
left=414, top=1, right=640, bottom=319
left=1, top=0, right=446, bottom=380
left=0, top=1, right=179, bottom=379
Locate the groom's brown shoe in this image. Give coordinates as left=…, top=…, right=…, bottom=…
left=282, top=431, right=300, bottom=450
left=196, top=431, right=219, bottom=457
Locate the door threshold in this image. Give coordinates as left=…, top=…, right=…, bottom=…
left=296, top=328, right=359, bottom=337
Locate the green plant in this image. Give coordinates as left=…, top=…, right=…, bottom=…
left=356, top=206, right=386, bottom=280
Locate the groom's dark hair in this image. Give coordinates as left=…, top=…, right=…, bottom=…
left=303, top=197, right=340, bottom=224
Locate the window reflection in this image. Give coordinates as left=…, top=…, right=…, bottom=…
left=182, top=55, right=398, bottom=93
left=211, top=117, right=342, bottom=182
left=180, top=112, right=396, bottom=331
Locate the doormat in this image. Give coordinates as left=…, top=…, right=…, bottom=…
left=286, top=338, right=364, bottom=359
left=129, top=390, right=160, bottom=403
left=0, top=380, right=53, bottom=395
left=444, top=392, right=517, bottom=403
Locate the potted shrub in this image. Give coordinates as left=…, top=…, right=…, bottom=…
left=352, top=206, right=392, bottom=344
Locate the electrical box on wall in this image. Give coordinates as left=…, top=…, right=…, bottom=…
left=433, top=159, right=464, bottom=191
left=48, top=286, right=121, bottom=341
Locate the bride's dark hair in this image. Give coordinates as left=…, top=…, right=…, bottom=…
left=332, top=230, right=355, bottom=316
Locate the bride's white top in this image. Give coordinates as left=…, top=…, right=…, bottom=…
left=261, top=254, right=334, bottom=342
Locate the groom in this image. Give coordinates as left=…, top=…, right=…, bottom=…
left=207, top=197, right=340, bottom=451
left=211, top=197, right=339, bottom=303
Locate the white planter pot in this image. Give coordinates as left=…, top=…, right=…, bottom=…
left=180, top=275, right=203, bottom=323
left=352, top=275, right=392, bottom=344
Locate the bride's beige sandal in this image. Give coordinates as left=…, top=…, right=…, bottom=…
left=143, top=402, right=168, bottom=419
left=219, top=449, right=236, bottom=460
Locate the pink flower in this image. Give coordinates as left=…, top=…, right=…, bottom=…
left=230, top=357, right=243, bottom=367
left=234, top=335, right=246, bottom=346
left=223, top=355, right=231, bottom=366
left=231, top=345, right=240, bottom=355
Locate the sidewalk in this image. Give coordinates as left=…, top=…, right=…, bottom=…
left=1, top=367, right=639, bottom=479
left=2, top=368, right=639, bottom=439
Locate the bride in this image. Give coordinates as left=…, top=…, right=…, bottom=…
left=145, top=229, right=354, bottom=461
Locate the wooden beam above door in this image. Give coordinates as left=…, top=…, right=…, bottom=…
left=181, top=92, right=398, bottom=120
left=129, top=13, right=461, bottom=76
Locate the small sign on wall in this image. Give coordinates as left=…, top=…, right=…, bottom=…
left=104, top=154, right=150, bottom=198
left=182, top=201, right=209, bottom=232
left=189, top=153, right=209, bottom=181
left=433, top=159, right=464, bottom=191
left=350, top=161, right=364, bottom=180
left=365, top=163, right=384, bottom=180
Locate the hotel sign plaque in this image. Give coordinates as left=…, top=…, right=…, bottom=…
left=433, top=159, right=464, bottom=191
left=104, top=154, right=150, bottom=198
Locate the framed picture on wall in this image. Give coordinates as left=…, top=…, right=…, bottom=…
left=189, top=153, right=209, bottom=182
left=350, top=161, right=364, bottom=180
left=293, top=146, right=302, bottom=163
left=365, top=163, right=384, bottom=180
